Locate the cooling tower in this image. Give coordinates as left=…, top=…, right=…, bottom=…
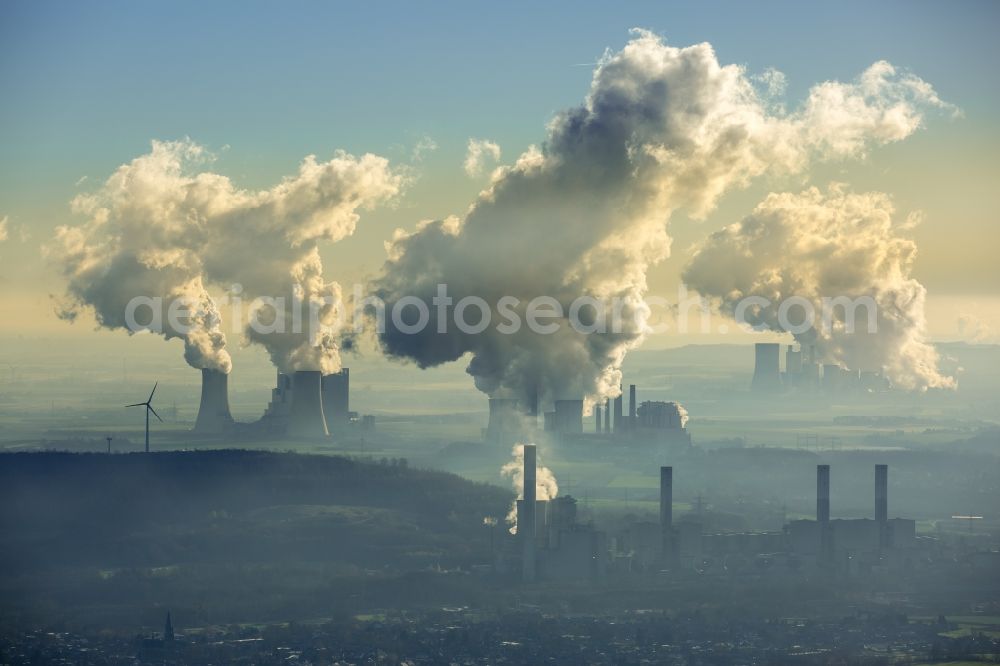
left=522, top=444, right=537, bottom=582
left=752, top=343, right=781, bottom=391
left=486, top=397, right=521, bottom=444
left=321, top=368, right=349, bottom=429
left=193, top=368, right=234, bottom=434
left=553, top=399, right=583, bottom=433
left=288, top=370, right=329, bottom=438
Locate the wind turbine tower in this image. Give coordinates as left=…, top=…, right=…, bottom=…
left=126, top=383, right=162, bottom=453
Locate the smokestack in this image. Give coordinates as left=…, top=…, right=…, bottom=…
left=522, top=444, right=537, bottom=582
left=321, top=368, right=349, bottom=429
left=660, top=466, right=673, bottom=530
left=875, top=464, right=888, bottom=548
left=288, top=371, right=329, bottom=438
left=604, top=399, right=611, bottom=433
left=629, top=384, right=637, bottom=430
left=752, top=343, right=781, bottom=391
left=660, top=466, right=675, bottom=565
left=817, top=464, right=830, bottom=523
left=194, top=368, right=234, bottom=434
left=613, top=385, right=623, bottom=433
left=595, top=405, right=602, bottom=433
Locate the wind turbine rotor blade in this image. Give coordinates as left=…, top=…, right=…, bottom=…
left=126, top=402, right=145, bottom=408
left=148, top=405, right=163, bottom=422
left=148, top=382, right=158, bottom=403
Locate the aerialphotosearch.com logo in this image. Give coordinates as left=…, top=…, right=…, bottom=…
left=123, top=283, right=880, bottom=341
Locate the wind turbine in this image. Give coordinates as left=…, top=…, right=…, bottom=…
left=126, top=383, right=162, bottom=453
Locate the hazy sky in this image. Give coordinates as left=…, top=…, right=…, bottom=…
left=1, top=0, right=998, bottom=347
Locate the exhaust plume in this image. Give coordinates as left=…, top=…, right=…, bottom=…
left=682, top=185, right=955, bottom=390
left=51, top=139, right=404, bottom=375
left=374, top=30, right=952, bottom=407
left=501, top=443, right=558, bottom=534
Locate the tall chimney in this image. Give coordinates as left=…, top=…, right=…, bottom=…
left=522, top=444, right=537, bottom=582
left=660, top=466, right=673, bottom=529
left=629, top=384, right=637, bottom=430
left=194, top=368, right=234, bottom=434
left=660, top=466, right=675, bottom=565
left=595, top=405, right=602, bottom=433
left=875, top=464, right=888, bottom=547
left=288, top=371, right=329, bottom=438
left=613, top=385, right=623, bottom=433
left=604, top=399, right=611, bottom=433
left=816, top=464, right=830, bottom=523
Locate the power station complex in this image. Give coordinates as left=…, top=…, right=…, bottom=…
left=484, top=382, right=690, bottom=450
left=502, top=446, right=920, bottom=583
left=752, top=342, right=892, bottom=393
left=192, top=367, right=369, bottom=439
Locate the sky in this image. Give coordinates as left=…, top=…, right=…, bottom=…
left=1, top=0, right=998, bottom=358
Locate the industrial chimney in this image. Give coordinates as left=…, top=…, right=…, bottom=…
left=288, top=370, right=329, bottom=438
left=752, top=343, right=781, bottom=391
left=604, top=398, right=611, bottom=434
left=816, top=464, right=830, bottom=523
left=522, top=444, right=537, bottom=582
left=875, top=464, right=888, bottom=548
left=595, top=405, right=602, bottom=433
left=660, top=466, right=675, bottom=565
left=628, top=384, right=637, bottom=431
left=817, top=464, right=832, bottom=563
left=193, top=368, right=234, bottom=434
left=613, top=386, right=624, bottom=433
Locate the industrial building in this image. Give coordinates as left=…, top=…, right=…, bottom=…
left=750, top=343, right=891, bottom=394
left=502, top=381, right=691, bottom=450
left=500, top=444, right=608, bottom=582
left=506, top=455, right=922, bottom=583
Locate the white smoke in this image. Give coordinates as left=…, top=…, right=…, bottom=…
left=500, top=442, right=559, bottom=535
left=0, top=216, right=8, bottom=242
left=374, top=30, right=952, bottom=408
left=51, top=139, right=404, bottom=374
left=683, top=185, right=955, bottom=390
left=463, top=138, right=502, bottom=177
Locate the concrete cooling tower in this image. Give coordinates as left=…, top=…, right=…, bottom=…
left=193, top=368, right=234, bottom=434
left=752, top=343, right=782, bottom=391
left=288, top=370, right=329, bottom=438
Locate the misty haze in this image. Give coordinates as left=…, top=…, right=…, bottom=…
left=1, top=3, right=999, bottom=665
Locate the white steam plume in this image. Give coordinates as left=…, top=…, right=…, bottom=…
left=51, top=139, right=404, bottom=375
left=463, top=138, right=502, bottom=177
left=682, top=185, right=955, bottom=390
left=500, top=442, right=559, bottom=535
left=374, top=29, right=952, bottom=408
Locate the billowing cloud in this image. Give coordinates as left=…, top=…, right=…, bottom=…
left=51, top=139, right=405, bottom=374
left=0, top=216, right=8, bottom=242
left=682, top=185, right=955, bottom=390
left=373, top=30, right=952, bottom=409
left=463, top=138, right=502, bottom=177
